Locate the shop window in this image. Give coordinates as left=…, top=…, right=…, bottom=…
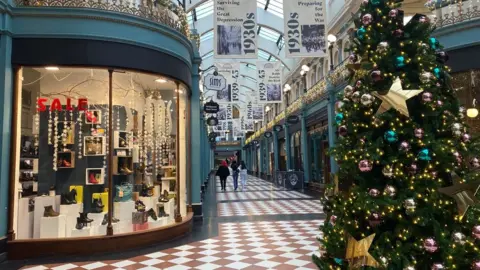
left=451, top=70, right=480, bottom=134
left=14, top=67, right=188, bottom=239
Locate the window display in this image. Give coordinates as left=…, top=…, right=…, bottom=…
left=14, top=67, right=187, bottom=240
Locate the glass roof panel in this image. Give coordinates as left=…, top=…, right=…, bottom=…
left=258, top=0, right=284, bottom=18
left=200, top=31, right=214, bottom=42
left=259, top=27, right=281, bottom=43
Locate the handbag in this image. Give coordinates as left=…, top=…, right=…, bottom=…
left=132, top=212, right=148, bottom=224
left=114, top=182, right=133, bottom=202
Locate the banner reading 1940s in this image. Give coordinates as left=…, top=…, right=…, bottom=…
left=214, top=0, right=257, bottom=59
left=283, top=1, right=326, bottom=58
left=257, top=61, right=283, bottom=103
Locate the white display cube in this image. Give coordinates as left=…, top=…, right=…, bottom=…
left=40, top=215, right=66, bottom=239
left=93, top=222, right=121, bottom=236
left=117, top=220, right=133, bottom=234
left=60, top=203, right=84, bottom=237
left=139, top=196, right=156, bottom=212
left=88, top=212, right=107, bottom=227
left=148, top=217, right=168, bottom=229
left=17, top=198, right=34, bottom=239
left=34, top=195, right=60, bottom=238
left=71, top=227, right=93, bottom=238
left=114, top=200, right=135, bottom=222
left=153, top=185, right=161, bottom=197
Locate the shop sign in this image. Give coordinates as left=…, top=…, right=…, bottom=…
left=204, top=73, right=226, bottom=91
left=264, top=131, right=273, bottom=139
left=287, top=115, right=300, bottom=124
left=206, top=116, right=219, bottom=126
left=273, top=125, right=283, bottom=132
left=37, top=98, right=88, bottom=112
left=204, top=100, right=220, bottom=114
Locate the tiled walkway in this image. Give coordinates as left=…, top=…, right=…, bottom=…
left=7, top=175, right=324, bottom=270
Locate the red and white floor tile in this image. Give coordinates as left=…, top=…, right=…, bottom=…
left=218, top=199, right=323, bottom=217
left=217, top=190, right=312, bottom=201
left=21, top=220, right=323, bottom=270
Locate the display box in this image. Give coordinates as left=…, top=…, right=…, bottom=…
left=40, top=215, right=66, bottom=238
left=84, top=136, right=106, bottom=156
left=114, top=200, right=135, bottom=222
left=71, top=227, right=93, bottom=238
left=92, top=192, right=108, bottom=212
left=132, top=212, right=148, bottom=224
left=33, top=195, right=60, bottom=238
left=114, top=131, right=132, bottom=149
left=60, top=203, right=84, bottom=237
left=132, top=223, right=149, bottom=232
left=85, top=110, right=102, bottom=125
left=86, top=168, right=105, bottom=185
left=58, top=151, right=75, bottom=169
left=113, top=156, right=133, bottom=175
left=70, top=185, right=83, bottom=203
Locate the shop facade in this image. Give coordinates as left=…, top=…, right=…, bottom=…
left=0, top=0, right=204, bottom=260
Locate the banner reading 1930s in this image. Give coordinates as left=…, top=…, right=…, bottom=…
left=283, top=1, right=326, bottom=58
left=214, top=0, right=257, bottom=59
left=257, top=61, right=283, bottom=103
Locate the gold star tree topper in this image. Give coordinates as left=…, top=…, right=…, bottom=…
left=438, top=172, right=480, bottom=219
left=373, top=78, right=423, bottom=117
left=345, top=233, right=380, bottom=268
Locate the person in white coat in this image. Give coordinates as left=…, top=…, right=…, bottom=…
left=239, top=161, right=248, bottom=191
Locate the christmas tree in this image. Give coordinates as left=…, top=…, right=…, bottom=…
left=314, top=0, right=480, bottom=269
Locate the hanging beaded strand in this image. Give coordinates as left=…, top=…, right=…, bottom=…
left=48, top=108, right=53, bottom=145
left=34, top=96, right=40, bottom=152
left=78, top=110, right=84, bottom=159
left=53, top=111, right=59, bottom=171
left=103, top=106, right=108, bottom=183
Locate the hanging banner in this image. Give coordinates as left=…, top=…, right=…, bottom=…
left=283, top=1, right=326, bottom=58
left=214, top=0, right=257, bottom=59
left=232, top=120, right=245, bottom=138
left=219, top=120, right=232, bottom=131
left=217, top=104, right=233, bottom=121
left=257, top=61, right=283, bottom=103
left=240, top=115, right=254, bottom=131
left=252, top=104, right=264, bottom=120
left=204, top=63, right=240, bottom=104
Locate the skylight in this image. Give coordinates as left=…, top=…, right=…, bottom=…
left=257, top=0, right=284, bottom=18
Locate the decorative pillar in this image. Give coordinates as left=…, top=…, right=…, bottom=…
left=300, top=113, right=310, bottom=183
left=337, top=41, right=343, bottom=65
left=259, top=139, right=264, bottom=176
left=190, top=55, right=202, bottom=208
left=326, top=80, right=338, bottom=174
left=313, top=137, right=319, bottom=182
left=273, top=131, right=279, bottom=173
left=284, top=124, right=292, bottom=170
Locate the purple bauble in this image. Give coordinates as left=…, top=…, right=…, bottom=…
left=414, top=128, right=424, bottom=139
left=424, top=238, right=438, bottom=253
left=472, top=261, right=480, bottom=270
left=431, top=171, right=438, bottom=178
left=473, top=225, right=480, bottom=239
left=419, top=16, right=429, bottom=23
left=362, top=14, right=373, bottom=25
left=399, top=141, right=410, bottom=151
left=436, top=100, right=444, bottom=107
left=361, top=0, right=369, bottom=6
left=393, top=29, right=404, bottom=37
left=370, top=70, right=382, bottom=82
left=356, top=80, right=362, bottom=88
left=471, top=158, right=480, bottom=168
left=461, top=133, right=471, bottom=143
left=431, top=263, right=445, bottom=270
left=338, top=126, right=348, bottom=137
left=389, top=9, right=399, bottom=18
left=408, top=163, right=418, bottom=175
left=369, top=188, right=380, bottom=197
left=368, top=212, right=382, bottom=227
left=453, top=151, right=462, bottom=163
left=358, top=160, right=372, bottom=172
left=422, top=92, right=433, bottom=103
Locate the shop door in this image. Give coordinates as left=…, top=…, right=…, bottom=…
left=322, top=140, right=331, bottom=184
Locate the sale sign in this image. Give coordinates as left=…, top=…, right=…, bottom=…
left=37, top=98, right=88, bottom=112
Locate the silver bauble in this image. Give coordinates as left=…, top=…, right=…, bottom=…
left=377, top=42, right=389, bottom=53
left=361, top=94, right=375, bottom=106
left=382, top=166, right=394, bottom=178
left=351, top=91, right=361, bottom=103
left=420, top=72, right=434, bottom=84
left=344, top=85, right=355, bottom=98
left=384, top=185, right=396, bottom=197
left=452, top=232, right=466, bottom=245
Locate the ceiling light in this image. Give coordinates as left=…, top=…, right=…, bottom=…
left=284, top=84, right=291, bottom=90
left=300, top=70, right=305, bottom=76
left=301, top=65, right=310, bottom=72
left=155, top=78, right=168, bottom=83
left=467, top=108, right=479, bottom=118
left=265, top=106, right=271, bottom=112
left=175, top=89, right=184, bottom=94
left=45, top=66, right=59, bottom=71
left=327, top=34, right=337, bottom=43
left=170, top=109, right=173, bottom=112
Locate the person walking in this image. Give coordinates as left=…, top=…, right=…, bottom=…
left=239, top=161, right=248, bottom=191
left=231, top=161, right=239, bottom=191
left=216, top=160, right=230, bottom=191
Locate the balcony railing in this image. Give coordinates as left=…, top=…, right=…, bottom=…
left=15, top=0, right=190, bottom=38
left=431, top=0, right=480, bottom=28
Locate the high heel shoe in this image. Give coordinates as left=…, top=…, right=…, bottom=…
left=135, top=200, right=146, bottom=212
left=89, top=173, right=99, bottom=184
left=63, top=159, right=72, bottom=167
left=147, top=208, right=158, bottom=221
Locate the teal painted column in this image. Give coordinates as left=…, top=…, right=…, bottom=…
left=326, top=80, right=339, bottom=174
left=284, top=124, right=292, bottom=170
left=300, top=113, right=310, bottom=183
left=265, top=138, right=270, bottom=175
left=273, top=131, right=279, bottom=173
left=190, top=55, right=202, bottom=204
left=313, top=138, right=319, bottom=182
left=0, top=34, right=13, bottom=240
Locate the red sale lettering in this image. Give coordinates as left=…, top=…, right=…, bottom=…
left=37, top=98, right=47, bottom=112
left=36, top=98, right=89, bottom=112
left=66, top=98, right=73, bottom=111
left=78, top=98, right=88, bottom=111
left=50, top=99, right=62, bottom=111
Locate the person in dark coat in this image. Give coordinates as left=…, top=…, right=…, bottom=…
left=231, top=161, right=239, bottom=191
left=216, top=160, right=230, bottom=191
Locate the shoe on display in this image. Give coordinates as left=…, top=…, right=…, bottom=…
left=92, top=198, right=104, bottom=213
left=79, top=212, right=94, bottom=224
left=28, top=198, right=35, bottom=212
left=43, top=205, right=59, bottom=217
left=147, top=208, right=158, bottom=221
left=89, top=173, right=99, bottom=184
left=113, top=217, right=120, bottom=223
left=158, top=206, right=168, bottom=217
left=121, top=166, right=132, bottom=174
left=62, top=159, right=72, bottom=168
left=102, top=214, right=108, bottom=226
left=76, top=217, right=85, bottom=230
left=135, top=200, right=146, bottom=212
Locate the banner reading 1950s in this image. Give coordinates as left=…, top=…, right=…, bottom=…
left=283, top=1, right=326, bottom=58
left=257, top=61, right=283, bottom=103
left=214, top=0, right=257, bottom=59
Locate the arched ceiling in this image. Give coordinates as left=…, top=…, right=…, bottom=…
left=187, top=0, right=300, bottom=78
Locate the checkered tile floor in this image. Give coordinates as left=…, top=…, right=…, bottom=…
left=218, top=200, right=323, bottom=217
left=217, top=190, right=312, bottom=201
left=21, top=220, right=323, bottom=270
left=215, top=177, right=287, bottom=192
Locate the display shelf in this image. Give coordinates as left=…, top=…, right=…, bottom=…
left=58, top=121, right=75, bottom=145
left=84, top=136, right=106, bottom=156
left=113, top=156, right=133, bottom=175
left=85, top=110, right=102, bottom=125
left=161, top=177, right=176, bottom=180
left=58, top=152, right=75, bottom=168
left=161, top=166, right=176, bottom=169
left=86, top=168, right=105, bottom=185
left=114, top=131, right=133, bottom=149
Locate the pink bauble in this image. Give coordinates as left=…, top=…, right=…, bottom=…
left=389, top=9, right=399, bottom=18
left=472, top=261, right=480, bottom=270
left=461, top=133, right=471, bottom=143
left=414, top=128, right=424, bottom=139
left=408, top=163, right=418, bottom=175
left=368, top=212, right=382, bottom=227
left=431, top=263, right=445, bottom=270
left=369, top=188, right=380, bottom=197
left=431, top=171, right=438, bottom=178
left=419, top=16, right=429, bottom=23
left=473, top=225, right=480, bottom=239
left=422, top=92, right=433, bottom=103
left=453, top=151, right=462, bottom=163
left=471, top=158, right=480, bottom=168
left=329, top=215, right=337, bottom=225
left=356, top=80, right=363, bottom=88
left=393, top=29, right=404, bottom=37
left=338, top=126, right=348, bottom=137
left=362, top=14, right=373, bottom=25
left=358, top=160, right=372, bottom=172
left=424, top=238, right=438, bottom=253
left=361, top=0, right=369, bottom=6
left=370, top=70, right=382, bottom=82
left=349, top=54, right=358, bottom=63
left=399, top=141, right=410, bottom=151
left=437, top=100, right=444, bottom=107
